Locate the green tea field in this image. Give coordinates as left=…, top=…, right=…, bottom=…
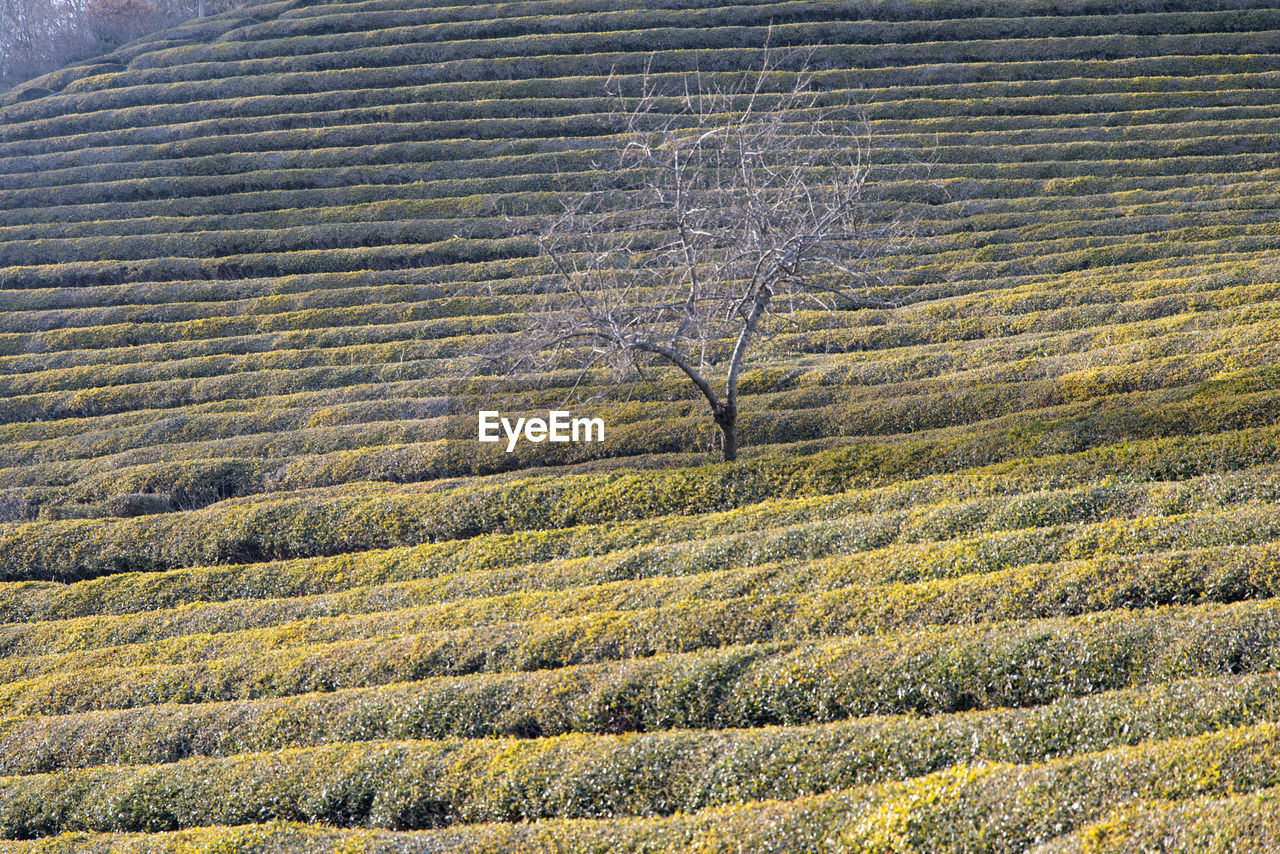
left=2, top=0, right=1280, bottom=850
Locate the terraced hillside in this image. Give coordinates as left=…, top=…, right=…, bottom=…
left=2, top=0, right=1280, bottom=850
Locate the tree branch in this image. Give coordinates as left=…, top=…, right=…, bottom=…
left=629, top=339, right=723, bottom=411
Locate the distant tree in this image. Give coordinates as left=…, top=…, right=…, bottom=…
left=1, top=0, right=241, bottom=91
left=485, top=56, right=923, bottom=461
left=0, top=0, right=88, bottom=85
left=85, top=0, right=158, bottom=45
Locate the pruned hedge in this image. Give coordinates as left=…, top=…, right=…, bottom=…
left=1036, top=787, right=1280, bottom=853
left=12, top=395, right=1280, bottom=583
left=6, top=502, right=1280, bottom=672
left=6, top=594, right=1280, bottom=725
left=0, top=719, right=1279, bottom=848
left=3, top=0, right=1280, bottom=848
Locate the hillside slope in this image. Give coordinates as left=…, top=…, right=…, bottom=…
left=2, top=1, right=1280, bottom=851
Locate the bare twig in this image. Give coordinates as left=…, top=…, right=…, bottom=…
left=476, top=50, right=925, bottom=460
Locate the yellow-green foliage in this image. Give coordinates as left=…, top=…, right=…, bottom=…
left=2, top=721, right=1280, bottom=850
left=7, top=594, right=1280, bottom=726
left=10, top=410, right=1280, bottom=583
left=0, top=657, right=1276, bottom=777
left=1037, top=787, right=1280, bottom=853
left=4, top=0, right=1280, bottom=848
left=6, top=519, right=1280, bottom=681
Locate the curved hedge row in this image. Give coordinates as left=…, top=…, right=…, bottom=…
left=5, top=512, right=1280, bottom=689
left=0, top=715, right=1279, bottom=848
left=5, top=593, right=1280, bottom=724
left=4, top=0, right=1280, bottom=846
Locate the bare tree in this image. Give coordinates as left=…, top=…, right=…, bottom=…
left=2, top=0, right=242, bottom=92
left=1, top=0, right=88, bottom=86
left=486, top=56, right=921, bottom=461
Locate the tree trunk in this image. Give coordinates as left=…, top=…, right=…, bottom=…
left=714, top=404, right=737, bottom=462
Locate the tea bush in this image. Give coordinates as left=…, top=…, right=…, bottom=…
left=4, top=0, right=1280, bottom=846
